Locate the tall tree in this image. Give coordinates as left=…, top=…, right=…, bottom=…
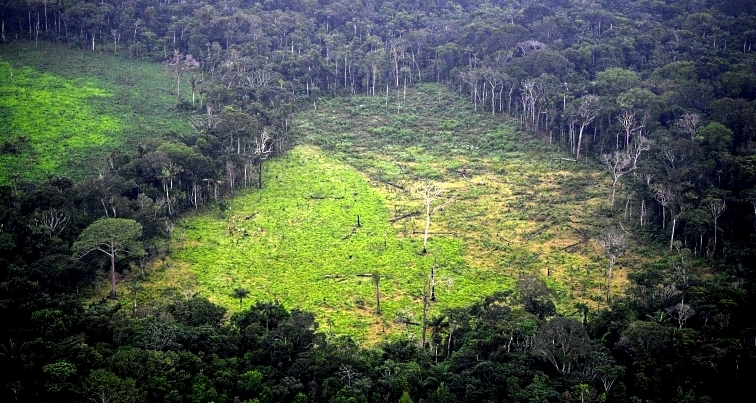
left=598, top=227, right=627, bottom=304
left=572, top=95, right=602, bottom=160
left=704, top=198, right=726, bottom=257
left=73, top=218, right=144, bottom=299
left=420, top=184, right=454, bottom=254
left=601, top=151, right=633, bottom=212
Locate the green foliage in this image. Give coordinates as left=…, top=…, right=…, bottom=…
left=0, top=42, right=191, bottom=183
left=398, top=391, right=414, bottom=403
left=73, top=218, right=145, bottom=259
left=161, top=146, right=469, bottom=342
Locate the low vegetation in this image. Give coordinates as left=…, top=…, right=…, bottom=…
left=145, top=84, right=636, bottom=342
left=0, top=42, right=191, bottom=183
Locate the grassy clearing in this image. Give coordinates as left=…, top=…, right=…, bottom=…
left=0, top=41, right=191, bottom=183
left=146, top=146, right=479, bottom=343
left=295, top=84, right=626, bottom=312
left=141, top=83, right=641, bottom=343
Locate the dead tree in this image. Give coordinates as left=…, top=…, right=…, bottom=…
left=573, top=95, right=601, bottom=160
left=254, top=128, right=274, bottom=189
left=421, top=268, right=437, bottom=349
left=617, top=109, right=645, bottom=150
left=372, top=271, right=381, bottom=315
left=601, top=151, right=633, bottom=212
left=420, top=184, right=454, bottom=254
left=676, top=113, right=701, bottom=140
left=598, top=227, right=627, bottom=304
left=705, top=198, right=726, bottom=256
left=164, top=51, right=200, bottom=101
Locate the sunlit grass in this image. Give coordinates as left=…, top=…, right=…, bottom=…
left=0, top=41, right=191, bottom=183
left=142, top=84, right=639, bottom=343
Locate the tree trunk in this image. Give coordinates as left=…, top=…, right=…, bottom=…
left=421, top=294, right=429, bottom=348
left=109, top=247, right=117, bottom=299
left=670, top=216, right=676, bottom=250
left=576, top=123, right=587, bottom=160
left=423, top=200, right=431, bottom=254
left=258, top=159, right=263, bottom=189
left=606, top=256, right=615, bottom=304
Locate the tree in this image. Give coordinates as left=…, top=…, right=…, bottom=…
left=254, top=128, right=274, bottom=189
left=82, top=369, right=145, bottom=403
left=516, top=275, right=556, bottom=319
left=598, top=227, right=627, bottom=304
left=420, top=184, right=454, bottom=254
left=704, top=198, right=726, bottom=256
left=73, top=218, right=144, bottom=299
left=372, top=271, right=381, bottom=315
left=572, top=95, right=601, bottom=160
left=398, top=391, right=414, bottom=403
left=164, top=51, right=200, bottom=101
left=233, top=287, right=250, bottom=309
left=601, top=151, right=633, bottom=211
left=532, top=317, right=590, bottom=375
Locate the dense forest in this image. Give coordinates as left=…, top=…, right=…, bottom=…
left=1, top=0, right=756, bottom=402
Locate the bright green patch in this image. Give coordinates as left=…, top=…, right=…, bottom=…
left=0, top=41, right=191, bottom=182
left=154, top=146, right=500, bottom=343
left=296, top=84, right=626, bottom=312
left=143, top=84, right=643, bottom=343
left=0, top=62, right=117, bottom=179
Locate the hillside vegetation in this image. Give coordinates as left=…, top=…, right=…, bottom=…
left=145, top=84, right=631, bottom=342
left=2, top=0, right=755, bottom=401
left=0, top=42, right=191, bottom=182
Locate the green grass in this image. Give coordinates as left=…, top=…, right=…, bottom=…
left=148, top=146, right=501, bottom=343
left=143, top=84, right=637, bottom=343
left=0, top=41, right=192, bottom=183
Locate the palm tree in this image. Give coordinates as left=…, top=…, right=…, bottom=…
left=233, top=288, right=250, bottom=309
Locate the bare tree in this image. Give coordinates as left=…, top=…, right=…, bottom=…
left=676, top=113, right=701, bottom=139
left=338, top=365, right=360, bottom=387
left=668, top=298, right=695, bottom=329
left=617, top=109, right=645, bottom=150
left=32, top=208, right=70, bottom=240
left=254, top=128, right=274, bottom=189
left=420, top=184, right=454, bottom=254
left=652, top=183, right=674, bottom=230
left=573, top=95, right=602, bottom=160
left=421, top=270, right=436, bottom=348
left=372, top=271, right=381, bottom=315
left=164, top=51, right=200, bottom=101
left=598, top=227, right=627, bottom=304
left=533, top=317, right=590, bottom=374
left=705, top=198, right=726, bottom=256
left=601, top=151, right=633, bottom=211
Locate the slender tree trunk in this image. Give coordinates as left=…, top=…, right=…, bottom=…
left=373, top=273, right=381, bottom=315
left=606, top=256, right=615, bottom=304
left=421, top=294, right=429, bottom=348
left=423, top=199, right=432, bottom=254
left=258, top=159, right=263, bottom=189
left=576, top=123, right=588, bottom=160
left=109, top=248, right=117, bottom=299
left=446, top=323, right=454, bottom=359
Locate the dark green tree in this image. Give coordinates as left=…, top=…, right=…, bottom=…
left=73, top=218, right=145, bottom=299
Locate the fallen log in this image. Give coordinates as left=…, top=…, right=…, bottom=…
left=390, top=211, right=420, bottom=223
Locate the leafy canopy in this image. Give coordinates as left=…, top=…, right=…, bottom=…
left=72, top=218, right=145, bottom=258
